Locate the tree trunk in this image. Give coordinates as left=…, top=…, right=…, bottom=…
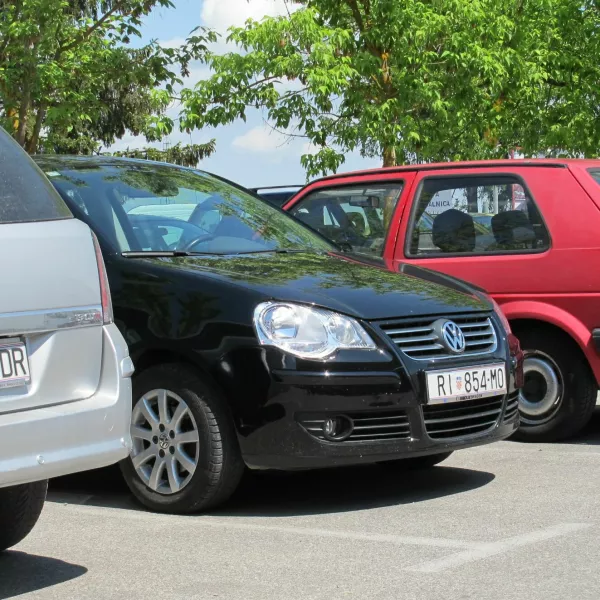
left=15, top=92, right=30, bottom=147
left=26, top=103, right=47, bottom=154
left=15, top=68, right=34, bottom=147
left=466, top=186, right=478, bottom=213
left=382, top=145, right=396, bottom=167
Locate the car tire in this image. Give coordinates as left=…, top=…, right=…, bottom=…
left=512, top=328, right=597, bottom=442
left=378, top=452, right=453, bottom=471
left=0, top=481, right=48, bottom=552
left=120, top=364, right=244, bottom=514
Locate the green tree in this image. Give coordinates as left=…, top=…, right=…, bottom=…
left=163, top=0, right=554, bottom=177
left=110, top=141, right=217, bottom=167
left=494, top=0, right=600, bottom=158
left=0, top=0, right=216, bottom=155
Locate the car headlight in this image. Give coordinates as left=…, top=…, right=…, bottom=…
left=253, top=302, right=377, bottom=359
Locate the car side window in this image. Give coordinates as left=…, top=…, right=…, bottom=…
left=408, top=175, right=550, bottom=256
left=289, top=183, right=403, bottom=256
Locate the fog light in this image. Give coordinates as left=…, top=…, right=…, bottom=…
left=322, top=415, right=353, bottom=441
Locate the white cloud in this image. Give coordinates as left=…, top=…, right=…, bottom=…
left=186, top=63, right=213, bottom=87
left=201, top=0, right=296, bottom=32
left=232, top=125, right=291, bottom=154
left=158, top=36, right=188, bottom=49
left=301, top=141, right=319, bottom=156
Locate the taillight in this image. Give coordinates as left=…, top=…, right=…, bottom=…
left=508, top=333, right=524, bottom=388
left=92, top=231, right=113, bottom=325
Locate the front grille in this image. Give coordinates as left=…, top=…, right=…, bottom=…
left=503, top=391, right=519, bottom=422
left=422, top=395, right=504, bottom=440
left=379, top=313, right=497, bottom=360
left=298, top=411, right=410, bottom=443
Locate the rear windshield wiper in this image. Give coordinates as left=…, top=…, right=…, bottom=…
left=122, top=251, right=215, bottom=258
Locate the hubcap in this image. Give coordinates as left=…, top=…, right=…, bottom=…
left=130, top=389, right=200, bottom=495
left=519, top=352, right=563, bottom=425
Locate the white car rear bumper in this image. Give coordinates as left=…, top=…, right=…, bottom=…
left=0, top=323, right=132, bottom=488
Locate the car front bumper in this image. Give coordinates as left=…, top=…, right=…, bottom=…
left=0, top=323, right=133, bottom=488
left=233, top=356, right=520, bottom=471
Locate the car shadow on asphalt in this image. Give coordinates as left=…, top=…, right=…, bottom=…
left=0, top=551, right=87, bottom=599
left=216, top=465, right=494, bottom=517
left=48, top=463, right=495, bottom=517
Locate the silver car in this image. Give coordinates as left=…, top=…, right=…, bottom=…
left=0, top=129, right=133, bottom=551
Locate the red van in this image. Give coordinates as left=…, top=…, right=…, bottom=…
left=284, top=160, right=600, bottom=442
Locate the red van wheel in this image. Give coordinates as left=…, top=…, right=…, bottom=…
left=512, top=329, right=597, bottom=442
left=519, top=350, right=564, bottom=426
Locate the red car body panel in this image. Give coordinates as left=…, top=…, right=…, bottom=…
left=285, top=160, right=600, bottom=384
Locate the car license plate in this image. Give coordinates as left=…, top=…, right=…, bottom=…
left=426, top=364, right=506, bottom=404
left=0, top=342, right=30, bottom=389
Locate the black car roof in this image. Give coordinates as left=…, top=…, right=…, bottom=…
left=32, top=154, right=262, bottom=200
left=33, top=154, right=201, bottom=173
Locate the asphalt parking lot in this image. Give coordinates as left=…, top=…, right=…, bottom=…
left=3, top=411, right=600, bottom=600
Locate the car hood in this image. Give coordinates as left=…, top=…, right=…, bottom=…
left=155, top=251, right=490, bottom=320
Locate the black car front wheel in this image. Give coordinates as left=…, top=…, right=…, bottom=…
left=378, top=452, right=453, bottom=471
left=512, top=328, right=597, bottom=442
left=120, top=364, right=244, bottom=513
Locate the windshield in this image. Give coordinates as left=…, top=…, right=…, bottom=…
left=43, top=161, right=333, bottom=255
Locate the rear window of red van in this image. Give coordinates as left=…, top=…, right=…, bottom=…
left=587, top=170, right=600, bottom=186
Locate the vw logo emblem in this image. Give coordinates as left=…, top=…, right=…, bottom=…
left=438, top=320, right=466, bottom=354
left=158, top=433, right=170, bottom=450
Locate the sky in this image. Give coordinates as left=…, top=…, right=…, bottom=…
left=108, top=0, right=378, bottom=188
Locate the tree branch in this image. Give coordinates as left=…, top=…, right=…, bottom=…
left=264, top=121, right=309, bottom=139
left=344, top=0, right=380, bottom=57
left=59, top=1, right=130, bottom=54
left=345, top=0, right=365, bottom=32
left=247, top=76, right=281, bottom=89
left=546, top=77, right=568, bottom=88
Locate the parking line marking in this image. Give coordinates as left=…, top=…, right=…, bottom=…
left=49, top=501, right=476, bottom=549
left=405, top=523, right=591, bottom=573
left=189, top=519, right=477, bottom=549
left=48, top=501, right=593, bottom=572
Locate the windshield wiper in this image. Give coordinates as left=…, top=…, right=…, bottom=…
left=122, top=250, right=215, bottom=258
left=122, top=248, right=330, bottom=258
left=233, top=249, right=317, bottom=255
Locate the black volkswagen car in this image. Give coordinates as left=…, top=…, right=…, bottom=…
left=35, top=156, right=521, bottom=514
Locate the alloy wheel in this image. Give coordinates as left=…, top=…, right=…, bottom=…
left=130, top=389, right=200, bottom=495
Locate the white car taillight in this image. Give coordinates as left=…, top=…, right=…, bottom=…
left=91, top=231, right=114, bottom=325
